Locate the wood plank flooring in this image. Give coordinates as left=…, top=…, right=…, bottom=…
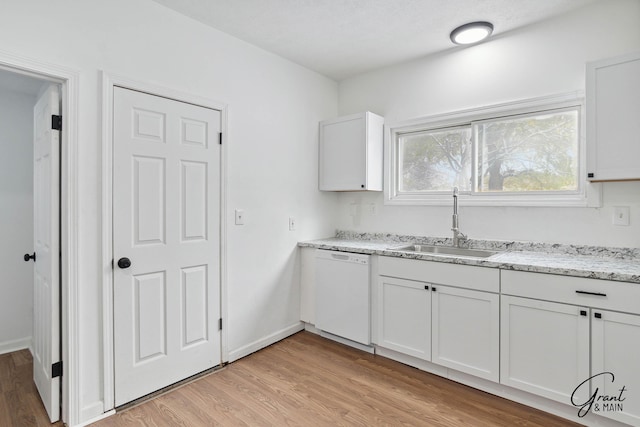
left=0, top=348, right=63, bottom=427
left=93, top=332, right=583, bottom=427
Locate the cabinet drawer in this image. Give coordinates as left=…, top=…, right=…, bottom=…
left=379, top=256, right=499, bottom=293
left=501, top=270, right=640, bottom=315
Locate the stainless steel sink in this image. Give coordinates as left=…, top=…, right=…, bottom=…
left=390, top=244, right=498, bottom=259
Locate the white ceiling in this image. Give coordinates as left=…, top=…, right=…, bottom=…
left=151, top=0, right=598, bottom=80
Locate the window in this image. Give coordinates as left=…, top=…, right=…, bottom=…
left=387, top=95, right=589, bottom=206
left=475, top=109, right=579, bottom=193
left=399, top=126, right=472, bottom=192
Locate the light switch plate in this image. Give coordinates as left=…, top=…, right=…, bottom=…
left=613, top=206, right=630, bottom=226
left=235, top=209, right=245, bottom=225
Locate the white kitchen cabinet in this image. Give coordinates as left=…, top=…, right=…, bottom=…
left=377, top=276, right=431, bottom=360
left=586, top=51, right=640, bottom=181
left=502, top=269, right=640, bottom=423
left=432, top=285, right=499, bottom=382
left=500, top=295, right=590, bottom=404
left=592, top=310, right=640, bottom=426
left=377, top=257, right=500, bottom=380
left=319, top=111, right=384, bottom=191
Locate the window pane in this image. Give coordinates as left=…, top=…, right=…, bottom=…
left=398, top=127, right=472, bottom=192
left=476, top=109, right=579, bottom=192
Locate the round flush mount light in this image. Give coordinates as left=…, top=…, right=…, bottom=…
left=450, top=21, right=494, bottom=45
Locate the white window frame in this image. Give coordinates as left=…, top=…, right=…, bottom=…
left=385, top=92, right=602, bottom=207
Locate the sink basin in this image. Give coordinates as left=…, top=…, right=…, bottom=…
left=391, top=244, right=498, bottom=259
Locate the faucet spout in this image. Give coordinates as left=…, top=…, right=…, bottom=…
left=451, top=187, right=467, bottom=247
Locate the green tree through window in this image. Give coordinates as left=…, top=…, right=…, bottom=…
left=396, top=107, right=579, bottom=195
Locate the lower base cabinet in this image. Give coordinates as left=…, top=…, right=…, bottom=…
left=377, top=276, right=431, bottom=360
left=377, top=273, right=500, bottom=382
left=500, top=296, right=590, bottom=404
left=365, top=258, right=640, bottom=426
left=432, top=285, right=499, bottom=382
left=501, top=295, right=640, bottom=426
left=592, top=310, right=640, bottom=426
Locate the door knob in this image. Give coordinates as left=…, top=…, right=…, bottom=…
left=117, top=257, right=131, bottom=269
left=24, top=253, right=36, bottom=262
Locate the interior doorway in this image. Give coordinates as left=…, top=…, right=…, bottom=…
left=0, top=64, right=68, bottom=424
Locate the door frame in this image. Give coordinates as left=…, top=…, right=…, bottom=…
left=100, top=72, right=228, bottom=411
left=0, top=50, right=80, bottom=424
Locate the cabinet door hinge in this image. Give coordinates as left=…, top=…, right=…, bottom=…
left=218, top=318, right=222, bottom=330
left=52, top=361, right=63, bottom=378
left=51, top=115, right=62, bottom=131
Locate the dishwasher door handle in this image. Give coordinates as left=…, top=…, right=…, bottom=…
left=330, top=253, right=350, bottom=261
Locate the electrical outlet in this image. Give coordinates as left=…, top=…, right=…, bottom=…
left=289, top=217, right=296, bottom=231
left=235, top=209, right=244, bottom=225
left=613, top=206, right=630, bottom=226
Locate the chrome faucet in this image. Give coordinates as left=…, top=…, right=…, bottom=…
left=451, top=187, right=467, bottom=248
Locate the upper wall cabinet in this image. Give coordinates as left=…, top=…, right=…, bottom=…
left=586, top=51, right=640, bottom=181
left=319, top=111, right=384, bottom=191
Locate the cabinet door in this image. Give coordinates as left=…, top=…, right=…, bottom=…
left=501, top=296, right=589, bottom=404
left=431, top=285, right=499, bottom=382
left=377, top=276, right=431, bottom=360
left=592, top=310, right=640, bottom=425
left=587, top=52, right=640, bottom=181
left=319, top=113, right=366, bottom=191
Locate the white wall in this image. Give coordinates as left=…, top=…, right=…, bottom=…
left=0, top=87, right=35, bottom=354
left=0, top=1, right=338, bottom=423
left=337, top=0, right=640, bottom=247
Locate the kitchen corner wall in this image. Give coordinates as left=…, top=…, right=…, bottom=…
left=0, top=87, right=35, bottom=354
left=0, top=0, right=338, bottom=423
left=336, top=0, right=640, bottom=248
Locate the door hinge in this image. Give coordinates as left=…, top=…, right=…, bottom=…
left=218, top=318, right=222, bottom=330
left=52, top=361, right=63, bottom=378
left=51, top=115, right=62, bottom=131
left=219, top=132, right=222, bottom=145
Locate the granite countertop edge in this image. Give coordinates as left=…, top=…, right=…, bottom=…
left=298, top=235, right=640, bottom=284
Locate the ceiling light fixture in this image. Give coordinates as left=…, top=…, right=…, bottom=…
left=450, top=21, right=494, bottom=45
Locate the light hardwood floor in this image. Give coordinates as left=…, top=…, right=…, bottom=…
left=90, top=332, right=583, bottom=427
left=0, top=348, right=63, bottom=427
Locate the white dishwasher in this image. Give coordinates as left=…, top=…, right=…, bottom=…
left=315, top=250, right=370, bottom=345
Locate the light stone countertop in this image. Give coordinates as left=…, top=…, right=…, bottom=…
left=298, top=232, right=640, bottom=284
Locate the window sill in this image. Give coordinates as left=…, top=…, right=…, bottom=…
left=385, top=187, right=601, bottom=207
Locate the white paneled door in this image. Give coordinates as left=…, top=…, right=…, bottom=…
left=32, top=84, right=61, bottom=422
left=113, top=87, right=221, bottom=406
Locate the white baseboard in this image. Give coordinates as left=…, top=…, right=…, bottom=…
left=72, top=409, right=115, bottom=427
left=79, top=401, right=106, bottom=424
left=0, top=336, right=31, bottom=355
left=319, top=330, right=375, bottom=354
left=303, top=322, right=321, bottom=334
left=228, top=322, right=304, bottom=362
left=304, top=323, right=375, bottom=354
